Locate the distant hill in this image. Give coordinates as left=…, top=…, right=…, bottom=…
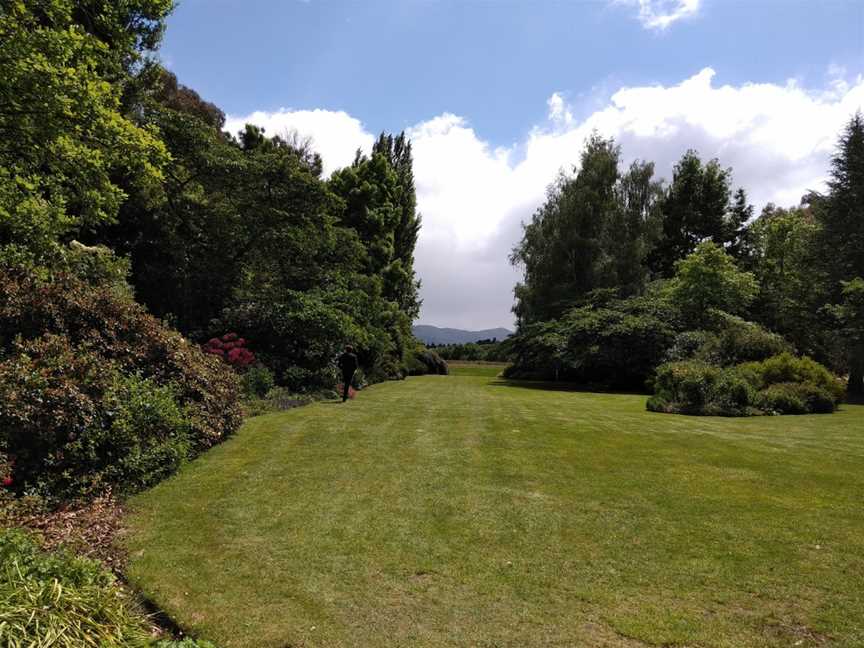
left=412, top=325, right=513, bottom=346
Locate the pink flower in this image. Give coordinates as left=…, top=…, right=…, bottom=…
left=2, top=476, right=12, bottom=487
left=222, top=332, right=239, bottom=342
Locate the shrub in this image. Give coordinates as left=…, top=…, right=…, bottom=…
left=0, top=529, right=152, bottom=647
left=203, top=333, right=256, bottom=369
left=713, top=317, right=791, bottom=364
left=652, top=362, right=718, bottom=411
left=242, top=365, right=275, bottom=398
left=708, top=370, right=757, bottom=415
left=0, top=269, right=242, bottom=449
left=663, top=318, right=790, bottom=367
left=740, top=353, right=845, bottom=403
left=0, top=269, right=242, bottom=498
left=650, top=353, right=842, bottom=416
left=408, top=348, right=449, bottom=376
left=0, top=336, right=197, bottom=497
left=508, top=293, right=677, bottom=389
left=756, top=382, right=836, bottom=415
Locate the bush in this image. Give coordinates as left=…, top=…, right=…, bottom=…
left=0, top=337, right=197, bottom=497
left=0, top=269, right=242, bottom=498
left=650, top=353, right=842, bottom=416
left=740, top=353, right=845, bottom=403
left=508, top=293, right=677, bottom=389
left=0, top=529, right=152, bottom=647
left=242, top=365, right=275, bottom=398
left=709, top=370, right=757, bottom=415
left=713, top=317, right=791, bottom=364
left=651, top=361, right=721, bottom=413
left=407, top=348, right=449, bottom=376
left=756, top=382, right=836, bottom=415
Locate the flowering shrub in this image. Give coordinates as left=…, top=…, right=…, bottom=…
left=0, top=269, right=243, bottom=498
left=203, top=333, right=255, bottom=369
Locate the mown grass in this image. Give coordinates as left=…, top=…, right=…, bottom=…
left=125, top=369, right=864, bottom=648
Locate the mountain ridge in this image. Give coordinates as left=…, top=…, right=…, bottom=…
left=412, top=324, right=513, bottom=345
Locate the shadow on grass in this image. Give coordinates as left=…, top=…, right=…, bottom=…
left=487, top=378, right=648, bottom=396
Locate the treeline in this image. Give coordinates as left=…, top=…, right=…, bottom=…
left=431, top=341, right=510, bottom=362
left=509, top=124, right=864, bottom=413
left=0, top=1, right=434, bottom=498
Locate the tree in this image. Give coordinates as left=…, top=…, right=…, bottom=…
left=832, top=278, right=864, bottom=394
left=0, top=0, right=172, bottom=270
left=668, top=241, right=758, bottom=327
left=371, top=132, right=422, bottom=319
left=726, top=187, right=755, bottom=260
left=815, top=113, right=864, bottom=393
left=511, top=134, right=622, bottom=325
left=607, top=160, right=664, bottom=295
left=818, top=113, right=864, bottom=285
left=648, top=151, right=739, bottom=276
left=745, top=204, right=825, bottom=357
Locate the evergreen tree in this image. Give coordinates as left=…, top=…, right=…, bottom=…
left=817, top=113, right=864, bottom=393
left=648, top=151, right=734, bottom=276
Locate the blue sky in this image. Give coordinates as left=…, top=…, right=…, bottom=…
left=161, top=1, right=864, bottom=329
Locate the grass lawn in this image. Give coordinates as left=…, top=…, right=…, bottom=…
left=125, top=367, right=864, bottom=648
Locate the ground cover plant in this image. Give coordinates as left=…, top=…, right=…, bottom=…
left=0, top=528, right=152, bottom=647
left=126, top=370, right=864, bottom=648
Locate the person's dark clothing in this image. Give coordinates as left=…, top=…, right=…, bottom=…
left=338, top=351, right=358, bottom=401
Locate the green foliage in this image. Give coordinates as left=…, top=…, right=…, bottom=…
left=0, top=0, right=171, bottom=270
left=668, top=241, right=758, bottom=326
left=756, top=382, right=835, bottom=415
left=242, top=365, right=276, bottom=399
left=507, top=291, right=677, bottom=389
left=0, top=336, right=193, bottom=497
left=647, top=150, right=744, bottom=276
left=665, top=316, right=790, bottom=366
left=738, top=352, right=846, bottom=403
left=651, top=353, right=842, bottom=416
left=0, top=528, right=151, bottom=647
left=0, top=269, right=242, bottom=497
left=511, top=135, right=663, bottom=324
left=407, top=348, right=449, bottom=376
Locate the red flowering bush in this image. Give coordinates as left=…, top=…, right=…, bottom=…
left=203, top=333, right=255, bottom=369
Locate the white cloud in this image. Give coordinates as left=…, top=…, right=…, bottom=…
left=617, top=0, right=701, bottom=30
left=223, top=108, right=374, bottom=176
left=225, top=68, right=864, bottom=330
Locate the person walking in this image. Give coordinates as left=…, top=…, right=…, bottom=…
left=337, top=345, right=358, bottom=402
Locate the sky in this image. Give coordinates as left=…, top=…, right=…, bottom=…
left=160, top=0, right=864, bottom=330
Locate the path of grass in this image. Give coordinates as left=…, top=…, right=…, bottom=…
left=125, top=368, right=864, bottom=648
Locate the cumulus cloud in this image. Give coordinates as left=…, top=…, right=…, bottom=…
left=617, top=0, right=701, bottom=30
left=223, top=108, right=374, bottom=176
left=226, top=67, right=864, bottom=330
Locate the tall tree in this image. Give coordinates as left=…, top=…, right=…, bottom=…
left=648, top=151, right=736, bottom=276
left=371, top=132, right=422, bottom=319
left=607, top=160, right=664, bottom=295
left=511, top=134, right=621, bottom=325
left=817, top=113, right=864, bottom=393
